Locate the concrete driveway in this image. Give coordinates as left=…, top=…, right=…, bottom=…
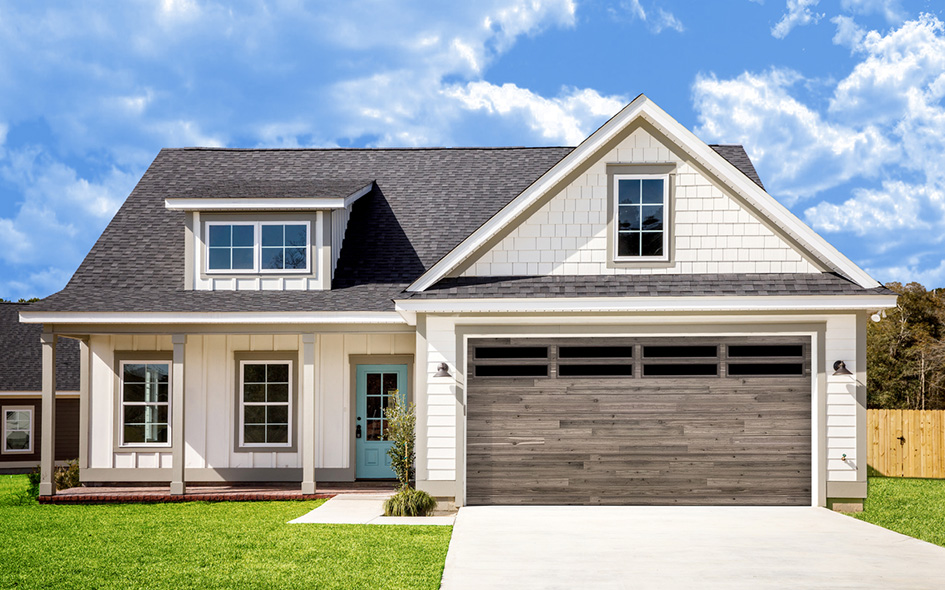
left=440, top=506, right=945, bottom=589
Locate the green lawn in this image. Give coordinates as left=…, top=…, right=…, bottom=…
left=853, top=476, right=945, bottom=548
left=0, top=475, right=451, bottom=589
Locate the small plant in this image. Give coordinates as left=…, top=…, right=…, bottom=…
left=382, top=391, right=437, bottom=516
left=26, top=468, right=40, bottom=499
left=383, top=486, right=437, bottom=517
left=25, top=459, right=81, bottom=498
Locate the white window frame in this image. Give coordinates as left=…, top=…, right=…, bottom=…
left=119, top=361, right=172, bottom=448
left=238, top=360, right=293, bottom=449
left=2, top=406, right=33, bottom=454
left=612, top=173, right=670, bottom=262
left=204, top=221, right=311, bottom=275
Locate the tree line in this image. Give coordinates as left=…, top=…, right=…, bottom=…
left=868, top=282, right=945, bottom=410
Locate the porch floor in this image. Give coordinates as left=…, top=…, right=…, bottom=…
left=38, top=481, right=398, bottom=504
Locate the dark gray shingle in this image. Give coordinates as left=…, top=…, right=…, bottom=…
left=0, top=303, right=80, bottom=391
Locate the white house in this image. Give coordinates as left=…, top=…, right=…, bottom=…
left=21, top=95, right=896, bottom=509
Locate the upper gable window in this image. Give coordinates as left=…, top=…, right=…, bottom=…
left=206, top=221, right=310, bottom=274
left=614, top=175, right=669, bottom=261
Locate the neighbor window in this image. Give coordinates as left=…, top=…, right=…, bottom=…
left=239, top=361, right=292, bottom=447
left=206, top=221, right=310, bottom=273
left=2, top=407, right=33, bottom=453
left=614, top=175, right=668, bottom=260
left=120, top=362, right=170, bottom=446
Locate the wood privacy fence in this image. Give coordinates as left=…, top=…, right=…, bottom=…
left=867, top=409, right=945, bottom=478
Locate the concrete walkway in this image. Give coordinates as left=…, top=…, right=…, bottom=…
left=288, top=493, right=454, bottom=525
left=441, top=506, right=945, bottom=589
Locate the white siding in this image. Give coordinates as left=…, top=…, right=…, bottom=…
left=87, top=331, right=414, bottom=473
left=423, top=316, right=459, bottom=482
left=824, top=314, right=860, bottom=483
left=332, top=205, right=352, bottom=277
left=461, top=128, right=820, bottom=277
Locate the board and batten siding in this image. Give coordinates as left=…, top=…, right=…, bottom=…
left=417, top=312, right=864, bottom=505
left=87, top=332, right=414, bottom=472
left=460, top=127, right=821, bottom=277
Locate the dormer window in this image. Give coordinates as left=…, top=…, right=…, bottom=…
left=205, top=221, right=311, bottom=274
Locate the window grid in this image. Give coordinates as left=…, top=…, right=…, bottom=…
left=3, top=407, right=33, bottom=453
left=614, top=175, right=668, bottom=260
left=120, top=362, right=171, bottom=446
left=205, top=221, right=311, bottom=274
left=240, top=361, right=292, bottom=447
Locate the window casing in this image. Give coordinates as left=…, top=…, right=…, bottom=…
left=2, top=406, right=33, bottom=453
left=206, top=221, right=311, bottom=274
left=120, top=361, right=171, bottom=447
left=613, top=174, right=669, bottom=261
left=239, top=360, right=292, bottom=448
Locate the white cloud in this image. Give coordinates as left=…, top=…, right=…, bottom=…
left=692, top=69, right=890, bottom=202
left=618, top=0, right=685, bottom=33
left=804, top=180, right=937, bottom=235
left=831, top=15, right=866, bottom=48
left=771, top=0, right=824, bottom=39
left=840, top=0, right=905, bottom=23
left=446, top=82, right=625, bottom=145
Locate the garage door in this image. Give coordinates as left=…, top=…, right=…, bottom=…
left=466, top=337, right=811, bottom=506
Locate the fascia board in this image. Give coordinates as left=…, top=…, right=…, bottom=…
left=394, top=294, right=899, bottom=314
left=164, top=183, right=373, bottom=212
left=405, top=95, right=650, bottom=292
left=638, top=103, right=880, bottom=289
left=18, top=311, right=407, bottom=325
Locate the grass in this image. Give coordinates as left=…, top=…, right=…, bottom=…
left=853, top=476, right=945, bottom=548
left=0, top=475, right=451, bottom=589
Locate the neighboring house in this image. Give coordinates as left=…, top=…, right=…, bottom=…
left=0, top=302, right=80, bottom=472
left=20, top=95, right=897, bottom=508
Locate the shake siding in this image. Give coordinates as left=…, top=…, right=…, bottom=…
left=87, top=332, right=414, bottom=473
left=461, top=128, right=820, bottom=277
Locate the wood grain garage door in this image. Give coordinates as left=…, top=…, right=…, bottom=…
left=466, top=337, right=811, bottom=506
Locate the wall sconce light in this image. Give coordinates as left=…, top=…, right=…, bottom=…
left=833, top=360, right=853, bottom=376
left=434, top=362, right=452, bottom=378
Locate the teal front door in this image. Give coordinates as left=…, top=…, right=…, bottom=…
left=355, top=364, right=408, bottom=479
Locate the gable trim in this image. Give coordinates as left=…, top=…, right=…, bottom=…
left=164, top=183, right=373, bottom=212
left=406, top=95, right=879, bottom=291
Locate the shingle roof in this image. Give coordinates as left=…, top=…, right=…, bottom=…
left=0, top=303, right=79, bottom=391
left=30, top=143, right=873, bottom=316
left=709, top=145, right=765, bottom=190
left=405, top=274, right=895, bottom=299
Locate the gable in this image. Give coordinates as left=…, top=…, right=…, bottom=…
left=457, top=126, right=822, bottom=278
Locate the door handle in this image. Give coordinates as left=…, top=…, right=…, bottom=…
left=356, top=424, right=362, bottom=439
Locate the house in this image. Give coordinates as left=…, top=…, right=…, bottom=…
left=0, top=302, right=80, bottom=471
left=20, top=95, right=897, bottom=509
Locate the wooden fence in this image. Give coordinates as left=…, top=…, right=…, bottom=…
left=867, top=409, right=945, bottom=478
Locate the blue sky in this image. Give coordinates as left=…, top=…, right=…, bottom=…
left=1, top=0, right=944, bottom=298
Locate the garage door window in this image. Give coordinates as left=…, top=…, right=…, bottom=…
left=727, top=344, right=805, bottom=376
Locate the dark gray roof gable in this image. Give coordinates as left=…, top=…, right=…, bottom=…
left=31, top=143, right=875, bottom=315
left=0, top=303, right=79, bottom=391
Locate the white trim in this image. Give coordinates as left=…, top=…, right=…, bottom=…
left=0, top=391, right=80, bottom=398
left=165, top=184, right=372, bottom=212
left=238, top=359, right=293, bottom=449
left=205, top=220, right=312, bottom=275
left=395, top=294, right=899, bottom=314
left=19, top=311, right=406, bottom=325
left=612, top=173, right=670, bottom=262
left=2, top=406, right=33, bottom=454
left=406, top=95, right=882, bottom=291
left=118, top=360, right=172, bottom=448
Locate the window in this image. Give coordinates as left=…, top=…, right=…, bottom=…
left=206, top=221, right=310, bottom=274
left=614, top=175, right=668, bottom=260
left=120, top=362, right=170, bottom=446
left=239, top=361, right=292, bottom=447
left=2, top=407, right=33, bottom=453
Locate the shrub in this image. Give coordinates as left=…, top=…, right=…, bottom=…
left=384, top=390, right=416, bottom=488
left=26, top=468, right=40, bottom=499
left=26, top=459, right=81, bottom=498
left=383, top=487, right=438, bottom=517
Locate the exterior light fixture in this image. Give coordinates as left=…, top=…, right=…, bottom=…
left=833, top=360, right=852, bottom=376
left=434, top=362, right=452, bottom=378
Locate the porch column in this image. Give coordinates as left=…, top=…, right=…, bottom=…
left=301, top=334, right=316, bottom=494
left=39, top=333, right=57, bottom=497
left=170, top=334, right=187, bottom=495
left=78, top=338, right=90, bottom=471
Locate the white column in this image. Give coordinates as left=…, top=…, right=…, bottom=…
left=301, top=334, right=316, bottom=494
left=170, top=334, right=187, bottom=495
left=39, top=333, right=57, bottom=497
left=78, top=338, right=90, bottom=471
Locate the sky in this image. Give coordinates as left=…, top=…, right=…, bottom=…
left=1, top=0, right=944, bottom=299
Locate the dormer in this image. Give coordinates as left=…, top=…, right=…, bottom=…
left=165, top=179, right=373, bottom=291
